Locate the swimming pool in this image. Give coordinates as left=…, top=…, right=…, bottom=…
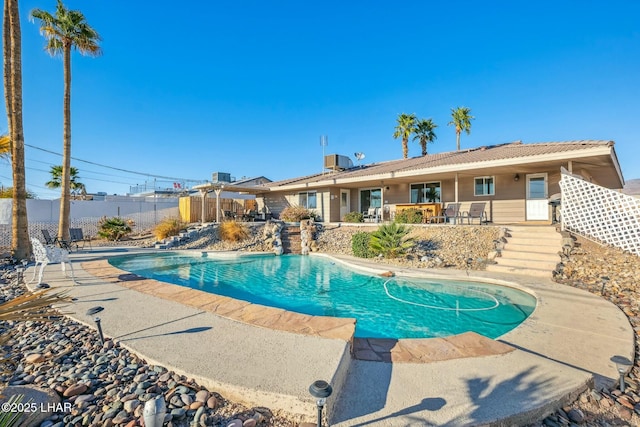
left=110, top=253, right=536, bottom=339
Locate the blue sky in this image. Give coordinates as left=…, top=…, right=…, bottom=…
left=2, top=0, right=640, bottom=198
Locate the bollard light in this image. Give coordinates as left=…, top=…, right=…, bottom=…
left=309, top=380, right=333, bottom=427
left=600, top=276, right=610, bottom=296
left=86, top=306, right=105, bottom=346
left=143, top=395, right=167, bottom=427
left=15, top=260, right=27, bottom=284
left=611, top=355, right=633, bottom=393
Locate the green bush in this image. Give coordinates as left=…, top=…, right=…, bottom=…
left=98, top=216, right=134, bottom=241
left=343, top=211, right=364, bottom=223
left=394, top=208, right=423, bottom=224
left=352, top=231, right=376, bottom=258
left=369, top=223, right=415, bottom=258
left=280, top=205, right=316, bottom=222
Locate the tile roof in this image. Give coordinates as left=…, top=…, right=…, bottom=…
left=268, top=140, right=614, bottom=188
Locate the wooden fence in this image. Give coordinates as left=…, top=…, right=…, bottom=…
left=179, top=197, right=257, bottom=223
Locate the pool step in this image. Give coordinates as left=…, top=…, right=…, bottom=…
left=486, top=225, right=561, bottom=277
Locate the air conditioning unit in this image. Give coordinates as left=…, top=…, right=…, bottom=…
left=212, top=172, right=231, bottom=183
left=324, top=154, right=353, bottom=171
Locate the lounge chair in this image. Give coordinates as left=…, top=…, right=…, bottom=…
left=41, top=229, right=57, bottom=245
left=41, top=229, right=75, bottom=251
left=70, top=227, right=92, bottom=249
left=430, top=203, right=461, bottom=224
left=462, top=202, right=488, bottom=224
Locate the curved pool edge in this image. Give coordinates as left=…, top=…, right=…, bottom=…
left=94, top=252, right=527, bottom=364
left=82, top=258, right=357, bottom=342
left=36, top=248, right=634, bottom=426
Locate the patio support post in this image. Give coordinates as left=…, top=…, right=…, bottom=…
left=214, top=186, right=224, bottom=223
left=454, top=173, right=459, bottom=203
left=199, top=189, right=207, bottom=223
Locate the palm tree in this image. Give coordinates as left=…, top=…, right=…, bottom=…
left=31, top=0, right=101, bottom=241
left=393, top=113, right=417, bottom=159
left=448, top=106, right=475, bottom=151
left=45, top=165, right=86, bottom=198
left=413, top=118, right=438, bottom=156
left=3, top=0, right=31, bottom=260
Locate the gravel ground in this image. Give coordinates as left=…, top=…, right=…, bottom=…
left=1, top=223, right=638, bottom=426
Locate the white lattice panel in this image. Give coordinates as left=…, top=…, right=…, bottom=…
left=559, top=170, right=640, bottom=256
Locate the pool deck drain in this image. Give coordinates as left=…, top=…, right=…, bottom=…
left=29, top=248, right=634, bottom=426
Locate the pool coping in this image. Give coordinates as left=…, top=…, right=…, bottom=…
left=88, top=251, right=517, bottom=363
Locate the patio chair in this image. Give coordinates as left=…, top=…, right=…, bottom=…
left=41, top=229, right=74, bottom=251
left=41, top=229, right=57, bottom=245
left=70, top=227, right=92, bottom=249
left=429, top=203, right=461, bottom=224
left=29, top=237, right=75, bottom=286
left=363, top=207, right=379, bottom=223
left=461, top=202, right=488, bottom=224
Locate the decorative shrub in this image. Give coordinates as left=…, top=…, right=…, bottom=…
left=394, top=208, right=423, bottom=224
left=352, top=231, right=376, bottom=258
left=153, top=217, right=187, bottom=241
left=280, top=205, right=316, bottom=222
left=219, top=220, right=249, bottom=242
left=369, top=223, right=415, bottom=258
left=342, top=211, right=364, bottom=223
left=97, top=216, right=134, bottom=241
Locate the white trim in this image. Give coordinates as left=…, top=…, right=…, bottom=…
left=474, top=176, right=495, bottom=196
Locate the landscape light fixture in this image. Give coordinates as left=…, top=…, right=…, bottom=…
left=16, top=259, right=28, bottom=284
left=309, top=380, right=333, bottom=427
left=611, top=355, right=633, bottom=393
left=86, top=306, right=105, bottom=345
left=600, top=276, right=610, bottom=296
left=143, top=395, right=167, bottom=427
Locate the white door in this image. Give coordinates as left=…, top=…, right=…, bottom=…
left=526, top=173, right=549, bottom=221
left=340, top=190, right=350, bottom=220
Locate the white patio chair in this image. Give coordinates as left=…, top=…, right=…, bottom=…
left=29, top=237, right=76, bottom=286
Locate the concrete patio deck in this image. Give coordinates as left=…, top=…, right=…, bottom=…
left=26, top=248, right=634, bottom=426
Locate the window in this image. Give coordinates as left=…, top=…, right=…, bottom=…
left=474, top=176, right=495, bottom=196
left=298, top=192, right=317, bottom=209
left=410, top=182, right=441, bottom=203
left=360, top=188, right=381, bottom=211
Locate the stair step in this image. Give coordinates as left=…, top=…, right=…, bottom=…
left=494, top=257, right=559, bottom=270
left=500, top=250, right=560, bottom=262
left=486, top=264, right=552, bottom=277
left=504, top=237, right=560, bottom=246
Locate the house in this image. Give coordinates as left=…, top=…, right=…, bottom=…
left=253, top=140, right=624, bottom=224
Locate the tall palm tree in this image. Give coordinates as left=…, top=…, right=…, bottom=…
left=448, top=106, right=474, bottom=151
left=45, top=165, right=85, bottom=198
left=393, top=113, right=417, bottom=159
left=413, top=118, right=438, bottom=156
left=3, top=0, right=31, bottom=260
left=31, top=0, right=101, bottom=241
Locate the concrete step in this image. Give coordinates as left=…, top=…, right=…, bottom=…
left=500, top=250, right=560, bottom=262
left=504, top=237, right=561, bottom=247
left=493, top=257, right=559, bottom=271
left=485, top=264, right=552, bottom=277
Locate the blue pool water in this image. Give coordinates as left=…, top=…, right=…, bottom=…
left=110, top=253, right=536, bottom=339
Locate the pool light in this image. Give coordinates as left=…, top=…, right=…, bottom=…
left=86, top=306, right=105, bottom=345
left=309, top=379, right=332, bottom=427
left=611, top=355, right=633, bottom=392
